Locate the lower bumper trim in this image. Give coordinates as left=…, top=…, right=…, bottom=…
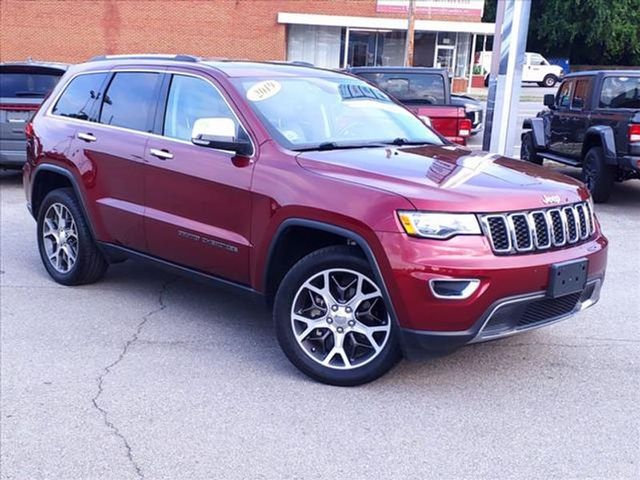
left=399, top=278, right=602, bottom=357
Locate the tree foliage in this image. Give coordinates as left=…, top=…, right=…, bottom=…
left=483, top=0, right=640, bottom=66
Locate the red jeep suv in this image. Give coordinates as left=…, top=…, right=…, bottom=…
left=23, top=55, right=608, bottom=385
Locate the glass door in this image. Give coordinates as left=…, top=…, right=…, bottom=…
left=435, top=46, right=455, bottom=75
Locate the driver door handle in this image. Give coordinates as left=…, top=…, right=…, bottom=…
left=149, top=148, right=174, bottom=160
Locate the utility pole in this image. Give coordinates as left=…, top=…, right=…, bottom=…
left=404, top=0, right=416, bottom=66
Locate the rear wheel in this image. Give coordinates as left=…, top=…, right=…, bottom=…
left=520, top=131, right=543, bottom=165
left=37, top=188, right=108, bottom=285
left=542, top=74, right=557, bottom=88
left=274, top=245, right=401, bottom=386
left=583, top=146, right=615, bottom=203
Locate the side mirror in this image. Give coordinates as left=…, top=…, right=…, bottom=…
left=191, top=117, right=252, bottom=156
left=543, top=94, right=556, bottom=109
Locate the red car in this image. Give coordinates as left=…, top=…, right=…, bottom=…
left=24, top=55, right=608, bottom=385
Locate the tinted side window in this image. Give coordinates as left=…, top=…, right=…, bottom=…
left=571, top=78, right=591, bottom=110
left=599, top=76, right=640, bottom=109
left=52, top=73, right=108, bottom=120
left=99, top=72, right=159, bottom=131
left=556, top=81, right=573, bottom=108
left=163, top=74, right=245, bottom=141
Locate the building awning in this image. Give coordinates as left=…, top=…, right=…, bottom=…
left=277, top=12, right=495, bottom=35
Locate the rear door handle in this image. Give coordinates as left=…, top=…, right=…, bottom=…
left=77, top=132, right=97, bottom=142
left=149, top=148, right=173, bottom=160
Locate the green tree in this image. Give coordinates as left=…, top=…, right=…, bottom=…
left=483, top=0, right=640, bottom=66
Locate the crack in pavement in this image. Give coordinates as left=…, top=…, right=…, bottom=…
left=90, top=278, right=176, bottom=479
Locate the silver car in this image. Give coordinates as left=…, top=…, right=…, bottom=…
left=1, top=60, right=67, bottom=169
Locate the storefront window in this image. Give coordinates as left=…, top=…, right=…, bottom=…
left=347, top=30, right=405, bottom=67
left=413, top=32, right=436, bottom=67
left=437, top=32, right=457, bottom=46
left=454, top=32, right=471, bottom=78
left=287, top=25, right=344, bottom=69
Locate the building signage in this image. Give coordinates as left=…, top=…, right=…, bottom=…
left=376, top=0, right=484, bottom=19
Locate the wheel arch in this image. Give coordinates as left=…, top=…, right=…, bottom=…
left=582, top=126, right=617, bottom=164
left=31, top=164, right=97, bottom=237
left=262, top=219, right=399, bottom=325
left=521, top=117, right=546, bottom=149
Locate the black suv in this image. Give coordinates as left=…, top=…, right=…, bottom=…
left=0, top=61, right=67, bottom=169
left=521, top=70, right=640, bottom=202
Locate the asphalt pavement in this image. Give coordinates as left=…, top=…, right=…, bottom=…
left=1, top=148, right=639, bottom=477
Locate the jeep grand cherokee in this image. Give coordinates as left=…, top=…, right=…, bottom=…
left=23, top=55, right=608, bottom=385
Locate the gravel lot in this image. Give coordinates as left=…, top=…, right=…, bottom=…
left=1, top=165, right=639, bottom=479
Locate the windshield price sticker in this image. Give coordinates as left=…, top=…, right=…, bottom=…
left=247, top=80, right=281, bottom=101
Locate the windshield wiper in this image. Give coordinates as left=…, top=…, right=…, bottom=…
left=382, top=138, right=435, bottom=146
left=293, top=142, right=380, bottom=152
left=13, top=91, right=47, bottom=97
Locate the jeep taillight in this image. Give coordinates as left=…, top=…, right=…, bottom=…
left=629, top=124, right=640, bottom=143
left=25, top=121, right=34, bottom=139
left=458, top=118, right=472, bottom=137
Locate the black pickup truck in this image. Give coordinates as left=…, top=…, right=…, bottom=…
left=521, top=70, right=640, bottom=202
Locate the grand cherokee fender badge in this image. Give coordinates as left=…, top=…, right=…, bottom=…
left=178, top=230, right=238, bottom=253
left=542, top=194, right=562, bottom=205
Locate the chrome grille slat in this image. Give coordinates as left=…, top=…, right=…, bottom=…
left=480, top=201, right=594, bottom=255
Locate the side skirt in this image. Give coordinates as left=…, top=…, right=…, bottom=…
left=99, top=242, right=264, bottom=300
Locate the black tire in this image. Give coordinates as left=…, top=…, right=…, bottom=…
left=583, top=147, right=615, bottom=203
left=37, top=188, right=108, bottom=285
left=542, top=75, right=557, bottom=88
left=274, top=245, right=401, bottom=386
left=520, top=131, right=543, bottom=165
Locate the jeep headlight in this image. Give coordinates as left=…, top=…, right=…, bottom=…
left=397, top=211, right=481, bottom=239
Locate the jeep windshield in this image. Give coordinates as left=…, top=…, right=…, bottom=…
left=233, top=76, right=443, bottom=151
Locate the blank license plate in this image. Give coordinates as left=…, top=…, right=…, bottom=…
left=548, top=259, right=588, bottom=298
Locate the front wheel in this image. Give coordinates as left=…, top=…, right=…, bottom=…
left=520, top=131, right=543, bottom=165
left=274, top=246, right=401, bottom=386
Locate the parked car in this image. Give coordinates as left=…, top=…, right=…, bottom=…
left=1, top=60, right=67, bottom=169
left=450, top=93, right=483, bottom=134
left=521, top=70, right=640, bottom=202
left=347, top=67, right=473, bottom=145
left=480, top=51, right=564, bottom=87
left=24, top=55, right=608, bottom=385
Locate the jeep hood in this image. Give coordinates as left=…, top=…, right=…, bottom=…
left=296, top=145, right=589, bottom=212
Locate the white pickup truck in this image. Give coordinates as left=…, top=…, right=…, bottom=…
left=480, top=52, right=564, bottom=87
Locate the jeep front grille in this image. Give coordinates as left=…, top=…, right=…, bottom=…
left=480, top=202, right=594, bottom=255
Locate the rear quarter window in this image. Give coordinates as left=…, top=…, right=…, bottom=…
left=599, top=76, right=640, bottom=109
left=52, top=73, right=108, bottom=120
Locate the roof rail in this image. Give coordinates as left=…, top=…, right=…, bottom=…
left=88, top=54, right=200, bottom=63
left=266, top=60, right=316, bottom=68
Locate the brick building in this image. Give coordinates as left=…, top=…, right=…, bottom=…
left=1, top=0, right=493, bottom=80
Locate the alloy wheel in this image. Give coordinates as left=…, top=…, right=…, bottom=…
left=42, top=203, right=79, bottom=273
left=290, top=268, right=391, bottom=370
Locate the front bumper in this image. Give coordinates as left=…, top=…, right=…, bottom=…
left=399, top=277, right=602, bottom=355
left=376, top=230, right=608, bottom=347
